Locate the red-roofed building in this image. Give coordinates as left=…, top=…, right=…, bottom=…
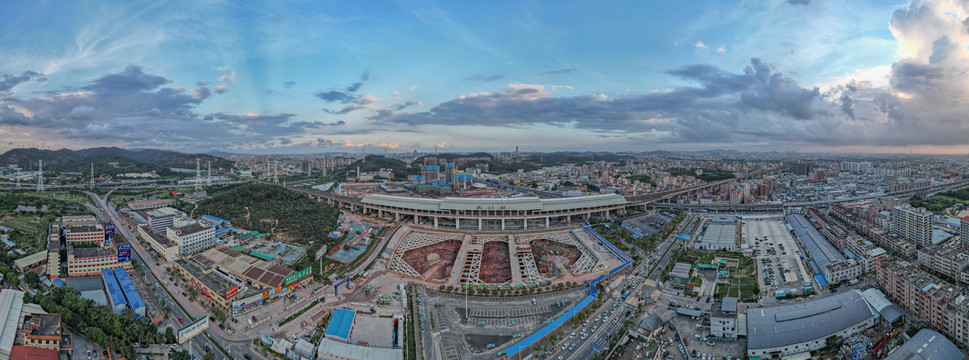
left=8, top=346, right=58, bottom=360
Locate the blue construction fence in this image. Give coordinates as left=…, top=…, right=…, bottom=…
left=505, top=223, right=632, bottom=357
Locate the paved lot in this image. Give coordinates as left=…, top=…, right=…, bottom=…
left=670, top=314, right=745, bottom=359
left=742, top=217, right=813, bottom=302
left=417, top=286, right=590, bottom=360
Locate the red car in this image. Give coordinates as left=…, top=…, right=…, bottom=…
left=178, top=316, right=183, bottom=323
left=684, top=340, right=689, bottom=346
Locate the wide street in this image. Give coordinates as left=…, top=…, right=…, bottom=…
left=85, top=191, right=259, bottom=360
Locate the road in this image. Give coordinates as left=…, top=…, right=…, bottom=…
left=84, top=191, right=258, bottom=360
left=557, top=215, right=690, bottom=360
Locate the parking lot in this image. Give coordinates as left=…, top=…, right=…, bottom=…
left=623, top=213, right=674, bottom=239
left=670, top=313, right=745, bottom=359
left=742, top=217, right=812, bottom=302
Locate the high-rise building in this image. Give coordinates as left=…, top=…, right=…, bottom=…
left=961, top=217, right=969, bottom=249
left=146, top=207, right=185, bottom=233
left=789, top=162, right=813, bottom=176
left=893, top=205, right=933, bottom=248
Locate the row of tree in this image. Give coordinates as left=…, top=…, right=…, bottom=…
left=32, top=287, right=163, bottom=360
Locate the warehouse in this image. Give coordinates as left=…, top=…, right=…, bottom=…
left=113, top=268, right=145, bottom=318
left=884, top=329, right=964, bottom=360
left=747, top=290, right=877, bottom=358
left=101, top=269, right=127, bottom=314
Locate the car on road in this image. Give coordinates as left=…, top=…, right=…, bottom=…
left=706, top=341, right=716, bottom=346
left=209, top=316, right=216, bottom=322
left=178, top=316, right=183, bottom=323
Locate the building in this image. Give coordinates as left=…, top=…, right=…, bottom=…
left=787, top=214, right=862, bottom=284
left=146, top=207, right=184, bottom=233
left=167, top=223, right=215, bottom=256
left=746, top=290, right=877, bottom=358
left=137, top=224, right=179, bottom=262
left=875, top=260, right=956, bottom=332
left=893, top=205, right=932, bottom=248
left=101, top=269, right=127, bottom=314
left=0, top=289, right=25, bottom=358
left=13, top=252, right=47, bottom=273
left=859, top=288, right=904, bottom=327
left=65, top=245, right=131, bottom=277
left=173, top=259, right=243, bottom=313
left=63, top=222, right=103, bottom=244
left=324, top=308, right=355, bottom=343
left=8, top=346, right=59, bottom=360
left=113, top=268, right=146, bottom=318
left=189, top=247, right=296, bottom=290
left=789, top=162, right=813, bottom=176
left=962, top=217, right=969, bottom=249
left=884, top=329, right=964, bottom=360
left=125, top=199, right=176, bottom=211
left=46, top=234, right=59, bottom=280
left=358, top=194, right=627, bottom=230
left=19, top=314, right=61, bottom=351
left=917, top=247, right=969, bottom=283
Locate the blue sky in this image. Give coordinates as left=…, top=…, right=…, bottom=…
left=2, top=0, right=968, bottom=154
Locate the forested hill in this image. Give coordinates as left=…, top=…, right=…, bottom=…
left=190, top=183, right=340, bottom=245
left=0, top=147, right=232, bottom=175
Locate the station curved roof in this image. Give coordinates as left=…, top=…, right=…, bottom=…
left=360, top=194, right=627, bottom=213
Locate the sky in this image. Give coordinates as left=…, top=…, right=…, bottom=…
left=1, top=0, right=969, bottom=155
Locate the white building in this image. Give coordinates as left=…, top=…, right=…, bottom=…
left=892, top=205, right=932, bottom=248
left=746, top=290, right=877, bottom=358
left=167, top=223, right=216, bottom=256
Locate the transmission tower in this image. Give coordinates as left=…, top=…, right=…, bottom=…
left=272, top=161, right=279, bottom=184
left=207, top=161, right=212, bottom=186
left=195, top=158, right=202, bottom=191
left=37, top=160, right=44, bottom=192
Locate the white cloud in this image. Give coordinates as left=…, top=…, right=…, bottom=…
left=694, top=41, right=707, bottom=49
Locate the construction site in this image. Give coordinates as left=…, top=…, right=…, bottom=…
left=386, top=227, right=620, bottom=287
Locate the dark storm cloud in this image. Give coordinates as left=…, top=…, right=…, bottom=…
left=0, top=66, right=319, bottom=150
left=464, top=74, right=504, bottom=82
left=374, top=58, right=826, bottom=144
left=0, top=71, right=46, bottom=95
left=787, top=0, right=811, bottom=5
left=540, top=68, right=577, bottom=75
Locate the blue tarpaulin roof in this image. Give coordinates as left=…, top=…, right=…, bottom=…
left=102, top=269, right=127, bottom=308
left=922, top=283, right=935, bottom=292
left=113, top=268, right=145, bottom=316
left=815, top=273, right=829, bottom=287
left=325, top=309, right=356, bottom=340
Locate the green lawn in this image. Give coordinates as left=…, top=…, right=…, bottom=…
left=0, top=217, right=41, bottom=233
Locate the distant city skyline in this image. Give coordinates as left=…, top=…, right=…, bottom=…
left=1, top=0, right=969, bottom=154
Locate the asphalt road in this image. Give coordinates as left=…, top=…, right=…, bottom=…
left=85, top=191, right=257, bottom=360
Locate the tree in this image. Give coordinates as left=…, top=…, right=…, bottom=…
left=168, top=350, right=190, bottom=360
left=5, top=272, right=19, bottom=286
left=203, top=353, right=216, bottom=360
left=24, top=271, right=40, bottom=288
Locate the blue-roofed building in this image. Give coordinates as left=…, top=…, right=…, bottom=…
left=101, top=269, right=127, bottom=314
left=113, top=268, right=145, bottom=318
left=325, top=309, right=356, bottom=343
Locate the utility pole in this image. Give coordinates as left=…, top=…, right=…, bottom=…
left=272, top=161, right=279, bottom=184
left=207, top=161, right=212, bottom=186
left=37, top=160, right=44, bottom=192
left=90, top=163, right=94, bottom=189
left=195, top=158, right=201, bottom=191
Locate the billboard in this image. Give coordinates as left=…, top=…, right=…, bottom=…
left=117, top=243, right=132, bottom=262
left=105, top=224, right=116, bottom=243
left=284, top=266, right=313, bottom=286
left=315, top=246, right=329, bottom=261
left=675, top=233, right=692, bottom=240
left=177, top=317, right=209, bottom=344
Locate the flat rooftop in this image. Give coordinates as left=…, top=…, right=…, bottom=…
left=699, top=223, right=737, bottom=250
left=171, top=223, right=210, bottom=236
left=192, top=246, right=293, bottom=288
left=347, top=315, right=396, bottom=347
left=141, top=226, right=176, bottom=248
left=178, top=259, right=238, bottom=295
left=71, top=246, right=116, bottom=259
left=22, top=314, right=60, bottom=337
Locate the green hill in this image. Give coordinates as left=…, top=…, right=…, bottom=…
left=347, top=155, right=416, bottom=180
left=0, top=147, right=232, bottom=176
left=191, top=183, right=341, bottom=247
